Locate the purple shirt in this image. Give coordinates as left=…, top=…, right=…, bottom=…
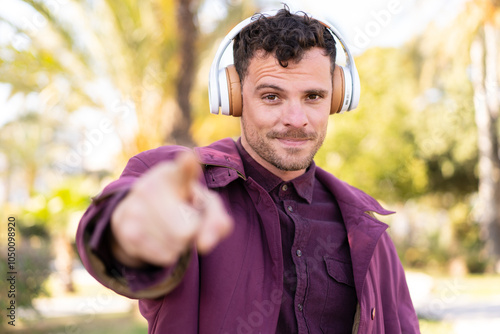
left=236, top=140, right=357, bottom=333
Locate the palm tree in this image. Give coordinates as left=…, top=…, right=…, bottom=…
left=413, top=0, right=500, bottom=270
left=470, top=8, right=500, bottom=271
left=1, top=0, right=259, bottom=294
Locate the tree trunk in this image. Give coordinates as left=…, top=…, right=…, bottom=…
left=171, top=0, right=198, bottom=147
left=52, top=232, right=75, bottom=293
left=470, top=24, right=500, bottom=272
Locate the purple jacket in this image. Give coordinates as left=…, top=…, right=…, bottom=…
left=76, top=138, right=420, bottom=333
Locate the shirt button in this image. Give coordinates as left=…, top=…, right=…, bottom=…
left=371, top=307, right=376, bottom=320
left=287, top=206, right=293, bottom=212
left=297, top=304, right=303, bottom=311
left=282, top=184, right=288, bottom=191
left=296, top=249, right=302, bottom=257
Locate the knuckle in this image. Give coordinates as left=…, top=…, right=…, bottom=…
left=157, top=251, right=179, bottom=265
left=172, top=225, right=196, bottom=245
left=120, top=224, right=144, bottom=247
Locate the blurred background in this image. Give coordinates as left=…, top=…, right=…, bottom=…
left=1, top=0, right=499, bottom=333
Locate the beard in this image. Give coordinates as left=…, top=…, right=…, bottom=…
left=242, top=118, right=326, bottom=171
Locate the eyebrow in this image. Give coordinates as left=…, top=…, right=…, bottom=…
left=255, top=84, right=329, bottom=96
left=255, top=84, right=285, bottom=92
left=304, top=89, right=329, bottom=96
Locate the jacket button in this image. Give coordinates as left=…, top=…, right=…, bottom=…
left=297, top=304, right=303, bottom=311
left=287, top=206, right=293, bottom=212
left=296, top=249, right=302, bottom=257
left=371, top=307, right=376, bottom=320
left=282, top=184, right=288, bottom=191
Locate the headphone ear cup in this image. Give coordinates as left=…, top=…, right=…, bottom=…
left=225, top=65, right=242, bottom=117
left=331, top=65, right=345, bottom=114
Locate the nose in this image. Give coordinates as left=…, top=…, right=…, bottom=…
left=282, top=100, right=308, bottom=128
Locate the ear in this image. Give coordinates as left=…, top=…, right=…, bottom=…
left=331, top=65, right=345, bottom=114
left=226, top=65, right=243, bottom=117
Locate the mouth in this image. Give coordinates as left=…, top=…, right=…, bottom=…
left=276, top=137, right=310, bottom=147
left=268, top=130, right=317, bottom=149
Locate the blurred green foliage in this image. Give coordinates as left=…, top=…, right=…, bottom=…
left=0, top=215, right=51, bottom=327
left=0, top=0, right=256, bottom=323
left=317, top=45, right=478, bottom=202
left=313, top=45, right=484, bottom=272
left=0, top=1, right=499, bottom=325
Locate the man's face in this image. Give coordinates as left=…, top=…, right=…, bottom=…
left=240, top=47, right=332, bottom=181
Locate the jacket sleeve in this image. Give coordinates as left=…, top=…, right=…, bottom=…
left=379, top=233, right=421, bottom=333
left=75, top=147, right=193, bottom=299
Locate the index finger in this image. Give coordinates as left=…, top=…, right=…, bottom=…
left=174, top=151, right=202, bottom=202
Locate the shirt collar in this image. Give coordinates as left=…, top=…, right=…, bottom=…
left=235, top=138, right=316, bottom=204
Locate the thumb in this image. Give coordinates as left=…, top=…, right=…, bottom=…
left=174, top=151, right=202, bottom=202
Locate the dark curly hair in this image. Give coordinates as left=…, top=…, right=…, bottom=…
left=233, top=6, right=336, bottom=83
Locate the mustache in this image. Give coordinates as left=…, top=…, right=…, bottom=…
left=267, top=129, right=318, bottom=140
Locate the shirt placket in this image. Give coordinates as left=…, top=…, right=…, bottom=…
left=283, top=199, right=310, bottom=334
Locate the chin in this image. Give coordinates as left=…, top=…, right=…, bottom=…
left=273, top=156, right=313, bottom=171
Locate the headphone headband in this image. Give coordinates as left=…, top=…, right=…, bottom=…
left=208, top=10, right=360, bottom=116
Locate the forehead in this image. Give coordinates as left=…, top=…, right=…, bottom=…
left=244, top=48, right=332, bottom=88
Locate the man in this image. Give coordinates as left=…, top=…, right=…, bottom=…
left=76, top=7, right=420, bottom=334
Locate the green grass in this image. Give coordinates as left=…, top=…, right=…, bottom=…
left=424, top=273, right=500, bottom=298
left=5, top=313, right=147, bottom=334
left=419, top=319, right=454, bottom=334
left=5, top=272, right=499, bottom=333
left=416, top=273, right=500, bottom=333
left=7, top=314, right=456, bottom=334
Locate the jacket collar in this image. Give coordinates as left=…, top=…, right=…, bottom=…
left=194, top=138, right=246, bottom=188
left=196, top=138, right=393, bottom=217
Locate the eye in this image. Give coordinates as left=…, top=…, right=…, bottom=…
left=263, top=94, right=279, bottom=101
left=307, top=93, right=322, bottom=100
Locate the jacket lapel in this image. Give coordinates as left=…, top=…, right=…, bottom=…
left=315, top=167, right=392, bottom=299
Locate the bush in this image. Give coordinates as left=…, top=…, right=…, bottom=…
left=0, top=223, right=52, bottom=328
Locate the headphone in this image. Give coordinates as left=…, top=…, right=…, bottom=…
left=208, top=10, right=360, bottom=117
